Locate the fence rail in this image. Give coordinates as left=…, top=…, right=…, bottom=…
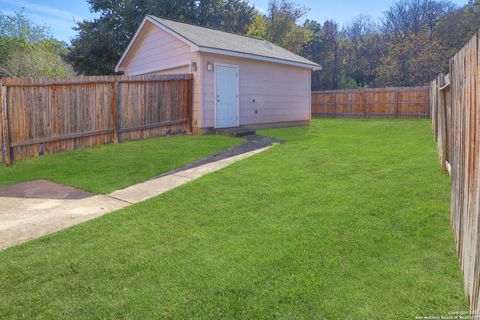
left=430, top=31, right=480, bottom=311
left=312, top=86, right=430, bottom=118
left=0, top=74, right=193, bottom=165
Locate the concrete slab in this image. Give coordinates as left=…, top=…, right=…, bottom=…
left=0, top=195, right=128, bottom=249
left=109, top=175, right=192, bottom=204
left=173, top=159, right=231, bottom=180
left=0, top=179, right=94, bottom=199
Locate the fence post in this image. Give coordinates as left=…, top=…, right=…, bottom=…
left=1, top=85, right=12, bottom=166
left=434, top=79, right=437, bottom=124
left=431, top=81, right=433, bottom=119
left=111, top=81, right=119, bottom=144
left=333, top=91, right=337, bottom=118
left=362, top=89, right=367, bottom=118
left=394, top=87, right=399, bottom=118
left=187, top=78, right=193, bottom=133
left=438, top=73, right=448, bottom=171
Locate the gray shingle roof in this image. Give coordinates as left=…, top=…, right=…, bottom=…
left=148, top=15, right=319, bottom=68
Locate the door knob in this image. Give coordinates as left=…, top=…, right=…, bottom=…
left=216, top=95, right=220, bottom=102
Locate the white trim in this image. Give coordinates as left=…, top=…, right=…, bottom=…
left=308, top=70, right=312, bottom=121
left=198, top=47, right=321, bottom=71
left=115, top=16, right=199, bottom=72
left=214, top=63, right=240, bottom=129
left=200, top=53, right=205, bottom=128
left=125, top=62, right=190, bottom=76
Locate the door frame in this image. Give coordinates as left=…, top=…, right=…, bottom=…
left=213, top=63, right=240, bottom=128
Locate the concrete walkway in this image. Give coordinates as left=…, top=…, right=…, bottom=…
left=0, top=140, right=275, bottom=249
left=108, top=146, right=270, bottom=203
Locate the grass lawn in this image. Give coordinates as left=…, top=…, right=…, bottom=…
left=0, top=134, right=240, bottom=194
left=0, top=119, right=467, bottom=319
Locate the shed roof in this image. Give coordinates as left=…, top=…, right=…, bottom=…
left=116, top=16, right=320, bottom=72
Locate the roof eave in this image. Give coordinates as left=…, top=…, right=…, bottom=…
left=116, top=15, right=322, bottom=72
left=196, top=46, right=321, bottom=70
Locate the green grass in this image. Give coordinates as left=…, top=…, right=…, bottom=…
left=0, top=119, right=467, bottom=319
left=0, top=134, right=240, bottom=194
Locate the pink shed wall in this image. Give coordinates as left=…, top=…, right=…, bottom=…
left=121, top=24, right=312, bottom=131
left=199, top=53, right=311, bottom=128
left=145, top=65, right=190, bottom=75
left=123, top=22, right=192, bottom=76
left=121, top=24, right=203, bottom=128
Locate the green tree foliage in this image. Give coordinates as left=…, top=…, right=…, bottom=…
left=302, top=20, right=344, bottom=90
left=303, top=0, right=480, bottom=89
left=376, top=33, right=446, bottom=86
left=68, top=0, right=480, bottom=87
left=67, top=0, right=255, bottom=75
left=342, top=15, right=384, bottom=88
left=436, top=0, right=480, bottom=58
left=378, top=0, right=455, bottom=86
left=247, top=0, right=311, bottom=54
left=0, top=11, right=74, bottom=77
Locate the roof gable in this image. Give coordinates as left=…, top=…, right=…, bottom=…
left=116, top=16, right=321, bottom=72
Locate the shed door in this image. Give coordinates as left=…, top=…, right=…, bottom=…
left=215, top=65, right=239, bottom=128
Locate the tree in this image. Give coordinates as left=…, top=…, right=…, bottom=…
left=302, top=20, right=347, bottom=90
left=376, top=32, right=445, bottom=86
left=196, top=0, right=255, bottom=34
left=382, top=0, right=454, bottom=42
left=436, top=0, right=480, bottom=57
left=68, top=0, right=480, bottom=85
left=0, top=11, right=50, bottom=42
left=247, top=0, right=311, bottom=54
left=0, top=11, right=74, bottom=77
left=300, top=20, right=322, bottom=89
left=342, top=15, right=384, bottom=87
left=67, top=0, right=255, bottom=75
left=322, top=21, right=343, bottom=90
left=378, top=0, right=455, bottom=86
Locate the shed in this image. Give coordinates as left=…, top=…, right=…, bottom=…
left=116, top=15, right=320, bottom=133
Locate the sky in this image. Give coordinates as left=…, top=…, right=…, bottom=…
left=0, top=0, right=471, bottom=43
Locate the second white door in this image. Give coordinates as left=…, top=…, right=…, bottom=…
left=215, top=65, right=239, bottom=128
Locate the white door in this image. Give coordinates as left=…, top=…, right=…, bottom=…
left=215, top=65, right=239, bottom=128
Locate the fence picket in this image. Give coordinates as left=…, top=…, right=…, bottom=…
left=0, top=74, right=193, bottom=164
left=430, top=31, right=480, bottom=312
left=1, top=85, right=11, bottom=165
left=312, top=86, right=429, bottom=118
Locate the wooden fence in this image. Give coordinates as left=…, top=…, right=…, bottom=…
left=312, top=87, right=430, bottom=118
left=0, top=74, right=193, bottom=165
left=430, top=73, right=452, bottom=171
left=430, top=31, right=480, bottom=311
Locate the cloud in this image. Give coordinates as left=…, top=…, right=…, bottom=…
left=0, top=0, right=84, bottom=22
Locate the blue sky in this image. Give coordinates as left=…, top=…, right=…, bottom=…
left=0, top=0, right=470, bottom=43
